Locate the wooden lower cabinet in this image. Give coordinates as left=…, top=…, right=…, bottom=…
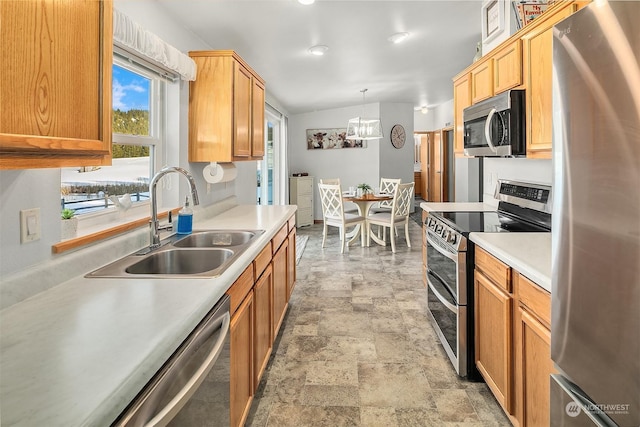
left=229, top=215, right=296, bottom=427
left=230, top=291, right=254, bottom=427
left=475, top=270, right=513, bottom=413
left=514, top=273, right=554, bottom=427
left=287, top=227, right=296, bottom=299
left=273, top=239, right=289, bottom=335
left=475, top=248, right=555, bottom=427
left=253, top=265, right=273, bottom=389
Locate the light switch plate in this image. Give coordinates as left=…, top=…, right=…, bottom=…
left=20, top=208, right=41, bottom=243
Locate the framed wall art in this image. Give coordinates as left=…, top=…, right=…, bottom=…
left=482, top=0, right=506, bottom=45
left=306, top=128, right=365, bottom=150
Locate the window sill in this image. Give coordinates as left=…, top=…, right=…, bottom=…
left=52, top=208, right=179, bottom=254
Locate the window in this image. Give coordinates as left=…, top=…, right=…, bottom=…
left=61, top=57, right=165, bottom=216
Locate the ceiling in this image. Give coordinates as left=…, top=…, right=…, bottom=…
left=156, top=0, right=482, bottom=115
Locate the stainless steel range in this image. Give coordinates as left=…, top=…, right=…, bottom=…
left=425, top=180, right=552, bottom=378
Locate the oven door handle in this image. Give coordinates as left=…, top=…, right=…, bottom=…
left=427, top=232, right=459, bottom=263
left=427, top=273, right=458, bottom=313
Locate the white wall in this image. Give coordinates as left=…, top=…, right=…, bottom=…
left=414, top=100, right=453, bottom=132
left=288, top=102, right=415, bottom=220
left=482, top=158, right=552, bottom=204
left=379, top=103, right=415, bottom=209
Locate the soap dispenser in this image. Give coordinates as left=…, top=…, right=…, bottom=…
left=176, top=196, right=193, bottom=234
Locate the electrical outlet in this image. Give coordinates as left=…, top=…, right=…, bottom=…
left=20, top=208, right=41, bottom=243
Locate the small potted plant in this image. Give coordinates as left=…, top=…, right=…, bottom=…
left=61, top=208, right=78, bottom=240
left=357, top=183, right=373, bottom=199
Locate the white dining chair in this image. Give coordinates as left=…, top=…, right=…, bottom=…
left=318, top=183, right=366, bottom=253
left=370, top=178, right=402, bottom=238
left=319, top=178, right=340, bottom=185
left=367, top=182, right=414, bottom=253
left=376, top=177, right=401, bottom=211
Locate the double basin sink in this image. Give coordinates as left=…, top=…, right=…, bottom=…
left=86, top=230, right=264, bottom=279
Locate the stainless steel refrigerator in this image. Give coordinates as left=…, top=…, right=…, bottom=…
left=551, top=1, right=639, bottom=426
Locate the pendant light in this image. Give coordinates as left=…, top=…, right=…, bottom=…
left=345, top=89, right=383, bottom=140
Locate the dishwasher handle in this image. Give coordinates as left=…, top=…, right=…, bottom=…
left=114, top=295, right=231, bottom=427
left=147, top=311, right=230, bottom=427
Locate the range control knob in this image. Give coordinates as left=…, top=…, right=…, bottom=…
left=435, top=224, right=443, bottom=233
left=448, top=233, right=457, bottom=245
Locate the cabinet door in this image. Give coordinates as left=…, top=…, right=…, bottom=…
left=453, top=75, right=471, bottom=156
left=515, top=307, right=553, bottom=427
left=493, top=40, right=522, bottom=93
left=253, top=265, right=273, bottom=389
left=475, top=270, right=513, bottom=413
left=287, top=227, right=296, bottom=299
left=233, top=63, right=252, bottom=158
left=523, top=6, right=574, bottom=158
left=251, top=78, right=265, bottom=158
left=272, top=240, right=288, bottom=335
left=230, top=292, right=254, bottom=427
left=0, top=0, right=112, bottom=169
left=471, top=60, right=494, bottom=103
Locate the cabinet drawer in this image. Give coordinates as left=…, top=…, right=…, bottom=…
left=476, top=247, right=511, bottom=292
left=293, top=198, right=313, bottom=209
left=271, top=223, right=288, bottom=254
left=227, top=265, right=254, bottom=315
left=517, top=273, right=551, bottom=328
left=254, top=244, right=272, bottom=280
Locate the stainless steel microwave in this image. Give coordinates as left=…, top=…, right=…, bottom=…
left=463, top=89, right=525, bottom=157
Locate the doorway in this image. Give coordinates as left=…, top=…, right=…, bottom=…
left=416, top=127, right=453, bottom=202
left=257, top=105, right=287, bottom=205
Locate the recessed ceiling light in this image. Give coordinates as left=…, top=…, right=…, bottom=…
left=388, top=32, right=410, bottom=44
left=298, top=0, right=315, bottom=4
left=308, top=45, right=329, bottom=56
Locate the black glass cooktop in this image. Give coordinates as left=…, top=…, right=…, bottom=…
left=435, top=211, right=550, bottom=234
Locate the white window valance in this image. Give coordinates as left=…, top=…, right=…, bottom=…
left=113, top=9, right=196, bottom=81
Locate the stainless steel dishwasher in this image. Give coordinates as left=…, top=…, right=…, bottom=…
left=113, top=294, right=231, bottom=427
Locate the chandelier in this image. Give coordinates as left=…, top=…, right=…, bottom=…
left=345, top=89, right=383, bottom=140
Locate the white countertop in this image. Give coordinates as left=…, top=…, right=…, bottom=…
left=420, top=202, right=496, bottom=212
left=470, top=232, right=552, bottom=292
left=0, top=205, right=295, bottom=427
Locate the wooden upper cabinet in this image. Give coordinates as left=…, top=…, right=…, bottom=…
left=0, top=0, right=113, bottom=169
left=251, top=79, right=265, bottom=158
left=493, top=40, right=522, bottom=94
left=453, top=74, right=471, bottom=156
left=522, top=2, right=581, bottom=159
left=471, top=60, right=494, bottom=104
left=189, top=50, right=266, bottom=162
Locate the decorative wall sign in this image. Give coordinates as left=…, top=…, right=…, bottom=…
left=306, top=128, right=365, bottom=150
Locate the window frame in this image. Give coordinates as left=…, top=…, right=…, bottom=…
left=59, top=53, right=168, bottom=229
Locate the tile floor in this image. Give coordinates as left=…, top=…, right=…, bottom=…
left=246, top=217, right=510, bottom=426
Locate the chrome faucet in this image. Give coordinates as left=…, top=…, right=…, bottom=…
left=149, top=166, right=200, bottom=249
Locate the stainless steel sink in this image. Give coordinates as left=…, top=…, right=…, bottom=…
left=173, top=230, right=258, bottom=248
left=126, top=248, right=234, bottom=275
left=86, top=229, right=265, bottom=279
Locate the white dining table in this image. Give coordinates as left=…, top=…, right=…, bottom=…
left=342, top=193, right=393, bottom=246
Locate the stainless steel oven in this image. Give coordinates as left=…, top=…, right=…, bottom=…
left=425, top=217, right=473, bottom=377
left=425, top=180, right=553, bottom=380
